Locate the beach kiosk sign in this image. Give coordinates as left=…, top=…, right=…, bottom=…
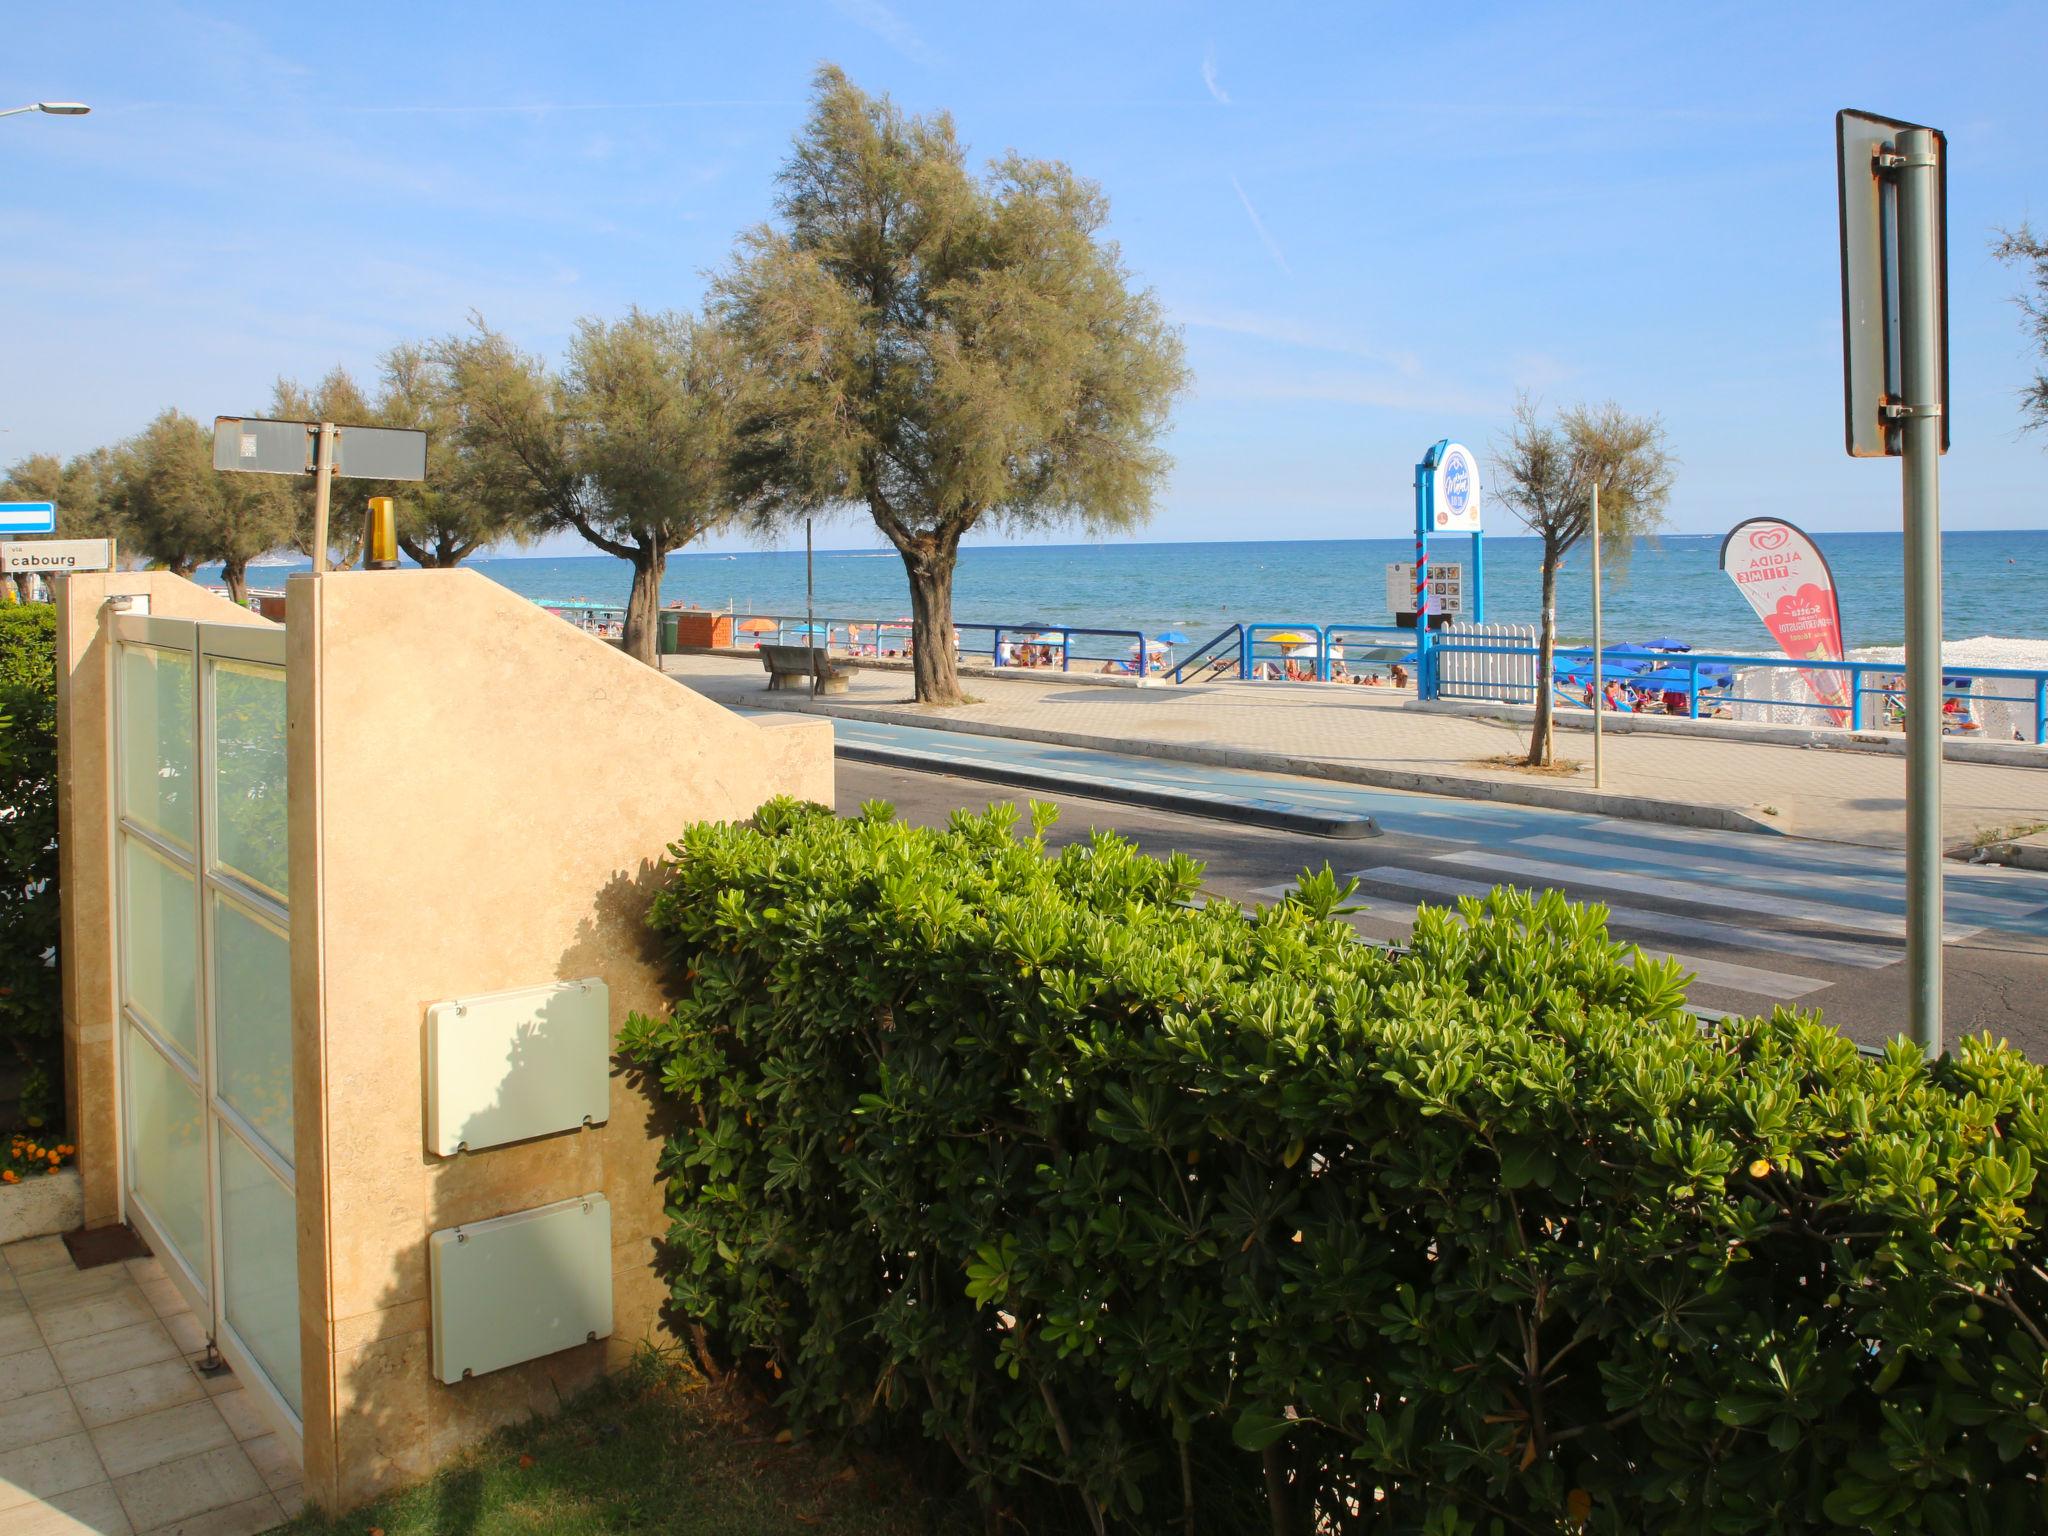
left=1402, top=440, right=1485, bottom=695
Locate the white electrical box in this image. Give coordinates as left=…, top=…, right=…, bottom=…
left=425, top=978, right=610, bottom=1156
left=429, top=1194, right=613, bottom=1384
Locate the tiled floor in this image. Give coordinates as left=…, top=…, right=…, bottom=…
left=0, top=1236, right=302, bottom=1535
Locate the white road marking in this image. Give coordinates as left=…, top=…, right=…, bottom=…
left=1347, top=865, right=1897, bottom=969
left=1431, top=851, right=1980, bottom=942
left=1508, top=834, right=2048, bottom=925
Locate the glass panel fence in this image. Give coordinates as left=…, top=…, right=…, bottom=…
left=218, top=1126, right=302, bottom=1416
left=126, top=1024, right=209, bottom=1288
left=121, top=838, right=199, bottom=1062
left=210, top=660, right=288, bottom=899
left=211, top=895, right=293, bottom=1163
left=120, top=643, right=195, bottom=848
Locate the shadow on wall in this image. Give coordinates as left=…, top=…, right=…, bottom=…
left=318, top=858, right=686, bottom=1522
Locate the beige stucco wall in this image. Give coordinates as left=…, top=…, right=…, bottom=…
left=54, top=573, right=274, bottom=1231
left=287, top=568, right=831, bottom=1512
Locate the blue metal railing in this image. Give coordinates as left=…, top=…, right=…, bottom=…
left=1427, top=634, right=2048, bottom=745
left=1169, top=624, right=1243, bottom=683
left=726, top=614, right=1158, bottom=676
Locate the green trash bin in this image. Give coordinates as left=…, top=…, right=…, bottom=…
left=659, top=610, right=681, bottom=654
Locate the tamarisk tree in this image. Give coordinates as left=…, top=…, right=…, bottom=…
left=718, top=67, right=1188, bottom=705
left=1491, top=397, right=1674, bottom=768
left=440, top=310, right=741, bottom=667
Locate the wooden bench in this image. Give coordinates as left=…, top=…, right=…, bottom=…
left=759, top=643, right=853, bottom=695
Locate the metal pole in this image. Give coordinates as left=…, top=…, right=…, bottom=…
left=1413, top=457, right=1432, bottom=698
left=1590, top=482, right=1604, bottom=790
left=1895, top=125, right=1945, bottom=1057
left=309, top=423, right=335, bottom=576
left=805, top=515, right=817, bottom=699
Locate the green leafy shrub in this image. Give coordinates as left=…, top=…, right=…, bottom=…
left=621, top=798, right=2048, bottom=1534
left=0, top=603, right=61, bottom=1127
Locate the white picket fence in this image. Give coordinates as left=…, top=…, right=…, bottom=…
left=1436, top=622, right=1538, bottom=703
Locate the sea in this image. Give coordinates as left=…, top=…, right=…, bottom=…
left=228, top=528, right=2048, bottom=656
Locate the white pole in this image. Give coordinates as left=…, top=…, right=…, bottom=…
left=1591, top=482, right=1604, bottom=790
left=1895, top=126, right=1945, bottom=1056
left=310, top=423, right=336, bottom=576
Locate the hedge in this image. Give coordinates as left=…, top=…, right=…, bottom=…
left=621, top=798, right=2048, bottom=1534
left=0, top=603, right=61, bottom=1128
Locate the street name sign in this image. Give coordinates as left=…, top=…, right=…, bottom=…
left=1837, top=109, right=1948, bottom=457
left=0, top=501, right=57, bottom=534
left=2, top=538, right=113, bottom=574
left=212, top=417, right=427, bottom=481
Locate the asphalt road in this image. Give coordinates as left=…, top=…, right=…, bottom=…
left=832, top=753, right=2048, bottom=1058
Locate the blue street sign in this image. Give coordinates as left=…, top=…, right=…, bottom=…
left=0, top=502, right=57, bottom=534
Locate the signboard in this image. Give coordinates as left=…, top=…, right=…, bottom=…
left=1387, top=561, right=1466, bottom=617
left=1718, top=517, right=1850, bottom=723
left=1430, top=442, right=1482, bottom=531
left=2, top=538, right=112, bottom=574
left=0, top=501, right=58, bottom=535
left=1837, top=109, right=1948, bottom=457
left=212, top=417, right=427, bottom=481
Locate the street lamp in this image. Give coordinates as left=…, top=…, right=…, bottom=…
left=0, top=102, right=92, bottom=119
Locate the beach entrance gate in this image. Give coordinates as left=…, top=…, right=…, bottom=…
left=110, top=608, right=301, bottom=1428
left=56, top=568, right=834, bottom=1512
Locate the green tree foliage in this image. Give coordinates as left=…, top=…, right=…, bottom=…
left=376, top=343, right=528, bottom=567
left=0, top=449, right=112, bottom=603
left=0, top=605, right=62, bottom=1126
left=718, top=68, right=1189, bottom=704
left=1994, top=225, right=2048, bottom=437
left=1491, top=397, right=1675, bottom=766
left=109, top=410, right=295, bottom=601
left=267, top=367, right=378, bottom=568
left=623, top=798, right=2048, bottom=1535
left=439, top=310, right=742, bottom=667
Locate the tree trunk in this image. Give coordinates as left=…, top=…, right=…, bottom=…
left=903, top=539, right=965, bottom=706
left=1527, top=547, right=1559, bottom=766
left=220, top=559, right=250, bottom=606
left=621, top=548, right=664, bottom=668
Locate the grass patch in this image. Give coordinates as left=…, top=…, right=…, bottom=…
left=282, top=1352, right=970, bottom=1536
left=1972, top=819, right=2048, bottom=848
left=1477, top=753, right=1581, bottom=777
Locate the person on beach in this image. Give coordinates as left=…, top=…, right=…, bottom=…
left=1390, top=663, right=1409, bottom=689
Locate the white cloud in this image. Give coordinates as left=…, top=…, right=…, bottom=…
left=1201, top=48, right=1230, bottom=105
left=1178, top=307, right=1422, bottom=375
left=828, top=0, right=942, bottom=66
left=1229, top=175, right=1292, bottom=277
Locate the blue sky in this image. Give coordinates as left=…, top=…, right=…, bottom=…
left=4, top=0, right=2045, bottom=556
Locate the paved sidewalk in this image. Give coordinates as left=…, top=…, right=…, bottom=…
left=665, top=653, right=2046, bottom=850
left=0, top=1236, right=300, bottom=1535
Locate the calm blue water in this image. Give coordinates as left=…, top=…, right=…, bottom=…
left=224, top=529, right=2048, bottom=653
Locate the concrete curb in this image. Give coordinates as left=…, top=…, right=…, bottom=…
left=1414, top=696, right=2048, bottom=768
left=0, top=1167, right=82, bottom=1245
left=1980, top=834, right=2048, bottom=872
left=742, top=694, right=1787, bottom=838
left=839, top=742, right=1380, bottom=838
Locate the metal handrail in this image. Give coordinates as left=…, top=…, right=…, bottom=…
left=1169, top=624, right=1244, bottom=684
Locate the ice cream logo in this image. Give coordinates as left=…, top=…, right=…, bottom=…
left=1749, top=526, right=1789, bottom=551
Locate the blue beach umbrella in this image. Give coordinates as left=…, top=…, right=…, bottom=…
left=1638, top=636, right=1691, bottom=652
left=1632, top=667, right=1697, bottom=688
left=1154, top=630, right=1190, bottom=644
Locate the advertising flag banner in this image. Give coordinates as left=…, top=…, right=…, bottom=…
left=1718, top=518, right=1851, bottom=724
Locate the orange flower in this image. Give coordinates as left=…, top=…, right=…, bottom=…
left=2, top=1170, right=17, bottom=1184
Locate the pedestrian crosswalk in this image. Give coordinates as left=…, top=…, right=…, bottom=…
left=1252, top=827, right=2048, bottom=1009
left=825, top=712, right=2048, bottom=1015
